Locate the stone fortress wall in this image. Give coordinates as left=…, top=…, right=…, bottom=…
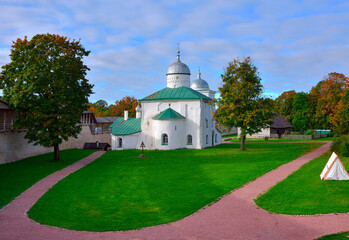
left=0, top=126, right=111, bottom=164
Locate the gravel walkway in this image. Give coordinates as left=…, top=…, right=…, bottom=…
left=1, top=142, right=347, bottom=240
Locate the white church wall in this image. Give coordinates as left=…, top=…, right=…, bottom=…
left=167, top=74, right=190, bottom=88
left=139, top=100, right=204, bottom=150
left=237, top=127, right=271, bottom=138
left=197, top=90, right=216, bottom=99
left=215, top=130, right=222, bottom=145
left=200, top=101, right=219, bottom=148
left=153, top=119, right=185, bottom=150
left=111, top=133, right=140, bottom=150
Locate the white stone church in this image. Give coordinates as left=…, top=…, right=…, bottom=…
left=110, top=49, right=222, bottom=150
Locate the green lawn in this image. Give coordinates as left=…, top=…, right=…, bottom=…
left=315, top=232, right=349, bottom=240
left=222, top=133, right=237, bottom=138
left=229, top=136, right=339, bottom=143
left=28, top=142, right=321, bottom=231
left=255, top=152, right=349, bottom=215
left=0, top=149, right=96, bottom=209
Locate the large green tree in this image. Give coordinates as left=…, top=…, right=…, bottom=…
left=0, top=34, right=93, bottom=161
left=214, top=57, right=274, bottom=150
left=292, top=92, right=311, bottom=133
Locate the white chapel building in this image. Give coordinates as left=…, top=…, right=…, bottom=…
left=110, top=49, right=222, bottom=150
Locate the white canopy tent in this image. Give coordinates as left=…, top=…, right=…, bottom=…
left=320, top=152, right=349, bottom=180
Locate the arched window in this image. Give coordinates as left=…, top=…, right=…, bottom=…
left=118, top=138, right=122, bottom=148
left=206, top=119, right=208, bottom=128
left=187, top=134, right=192, bottom=145
left=206, top=135, right=208, bottom=144
left=162, top=133, right=168, bottom=145
left=215, top=134, right=217, bottom=143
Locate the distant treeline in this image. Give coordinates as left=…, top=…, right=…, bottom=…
left=88, top=96, right=138, bottom=118
left=272, top=72, right=348, bottom=134
left=88, top=72, right=348, bottom=134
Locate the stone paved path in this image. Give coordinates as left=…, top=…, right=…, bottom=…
left=1, top=142, right=348, bottom=240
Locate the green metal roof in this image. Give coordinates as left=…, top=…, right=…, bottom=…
left=139, top=86, right=211, bottom=101
left=108, top=118, right=123, bottom=129
left=153, top=108, right=185, bottom=120
left=110, top=118, right=141, bottom=136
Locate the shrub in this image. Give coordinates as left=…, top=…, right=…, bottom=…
left=327, top=132, right=334, bottom=137
left=340, top=140, right=349, bottom=157
left=330, top=139, right=341, bottom=153
left=305, top=130, right=315, bottom=135
left=264, top=136, right=269, bottom=141
left=330, top=136, right=349, bottom=156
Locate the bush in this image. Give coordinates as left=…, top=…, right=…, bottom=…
left=264, top=136, right=269, bottom=141
left=330, top=136, right=349, bottom=156
left=291, top=132, right=299, bottom=135
left=305, top=130, right=315, bottom=135
left=340, top=141, right=349, bottom=157
left=330, top=139, right=341, bottom=153
left=327, top=132, right=334, bottom=137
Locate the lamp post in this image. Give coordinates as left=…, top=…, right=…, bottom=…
left=139, top=141, right=145, bottom=158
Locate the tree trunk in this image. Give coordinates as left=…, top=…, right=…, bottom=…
left=54, top=144, right=60, bottom=161
left=240, top=135, right=246, bottom=151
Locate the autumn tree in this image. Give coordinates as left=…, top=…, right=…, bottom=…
left=214, top=57, right=274, bottom=150
left=0, top=34, right=93, bottom=161
left=87, top=100, right=110, bottom=117
left=273, top=90, right=296, bottom=123
left=309, top=72, right=348, bottom=131
left=110, top=96, right=139, bottom=117
left=330, top=80, right=349, bottom=134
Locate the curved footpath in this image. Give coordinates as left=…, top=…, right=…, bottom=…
left=1, top=142, right=348, bottom=240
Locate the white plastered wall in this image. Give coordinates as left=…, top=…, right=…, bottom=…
left=167, top=74, right=190, bottom=88
left=237, top=127, right=271, bottom=138
left=136, top=99, right=221, bottom=150
left=111, top=133, right=140, bottom=150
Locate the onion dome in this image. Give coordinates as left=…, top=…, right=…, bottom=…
left=135, top=105, right=141, bottom=111
left=191, top=68, right=209, bottom=91
left=166, top=48, right=191, bottom=75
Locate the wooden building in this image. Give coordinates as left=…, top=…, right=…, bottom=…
left=0, top=99, right=17, bottom=133
left=270, top=115, right=293, bottom=138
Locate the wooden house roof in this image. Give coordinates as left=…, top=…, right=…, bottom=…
left=270, top=115, right=293, bottom=129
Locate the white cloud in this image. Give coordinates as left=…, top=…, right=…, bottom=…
left=1, top=0, right=349, bottom=102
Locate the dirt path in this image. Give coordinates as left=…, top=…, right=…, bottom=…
left=1, top=142, right=347, bottom=240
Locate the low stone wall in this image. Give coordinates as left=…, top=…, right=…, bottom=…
left=270, top=134, right=328, bottom=139
left=0, top=126, right=111, bottom=164
left=220, top=127, right=238, bottom=136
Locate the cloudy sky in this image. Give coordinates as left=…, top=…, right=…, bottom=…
left=1, top=0, right=348, bottom=104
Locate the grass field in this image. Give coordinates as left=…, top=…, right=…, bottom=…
left=0, top=149, right=96, bottom=209
left=229, top=137, right=339, bottom=143
left=222, top=133, right=237, bottom=138
left=255, top=152, right=349, bottom=215
left=315, top=231, right=349, bottom=240
left=28, top=142, right=321, bottom=231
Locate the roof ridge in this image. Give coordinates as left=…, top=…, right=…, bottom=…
left=153, top=107, right=185, bottom=120
left=140, top=86, right=211, bottom=101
